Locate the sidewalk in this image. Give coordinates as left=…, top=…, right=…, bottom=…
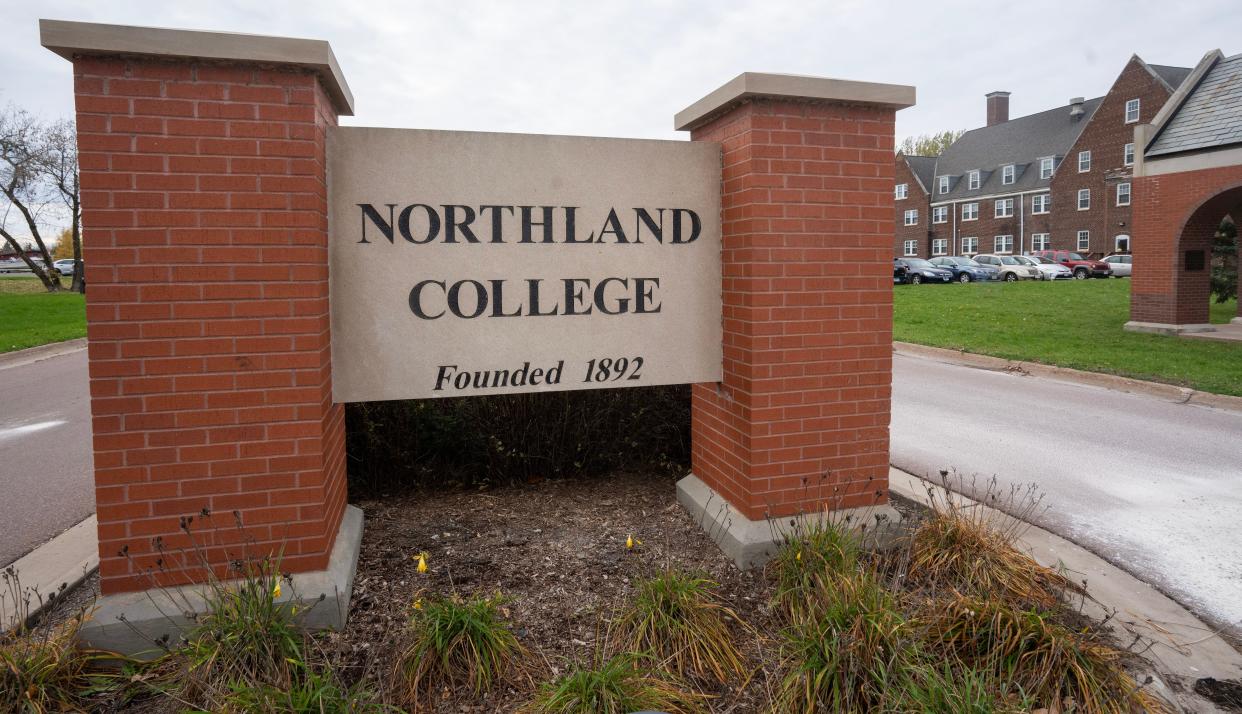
left=1, top=515, right=97, bottom=632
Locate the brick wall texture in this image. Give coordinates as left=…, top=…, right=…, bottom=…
left=1131, top=164, right=1242, bottom=325
left=72, top=55, right=347, bottom=594
left=689, top=99, right=894, bottom=521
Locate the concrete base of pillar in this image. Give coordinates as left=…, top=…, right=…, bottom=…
left=675, top=473, right=903, bottom=569
left=79, top=505, right=363, bottom=657
left=1232, top=317, right=1242, bottom=325
left=1123, top=321, right=1216, bottom=335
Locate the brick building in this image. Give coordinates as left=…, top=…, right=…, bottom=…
left=895, top=57, right=1191, bottom=259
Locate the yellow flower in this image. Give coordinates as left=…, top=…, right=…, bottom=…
left=796, top=551, right=802, bottom=562
left=272, top=581, right=282, bottom=599
left=413, top=598, right=423, bottom=610
left=626, top=534, right=633, bottom=549
left=416, top=552, right=428, bottom=574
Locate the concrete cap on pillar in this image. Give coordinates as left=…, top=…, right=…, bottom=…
left=39, top=19, right=354, bottom=116
left=675, top=72, right=915, bottom=132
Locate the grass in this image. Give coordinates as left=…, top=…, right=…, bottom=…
left=894, top=278, right=1242, bottom=396
left=770, top=517, right=863, bottom=620
left=0, top=277, right=85, bottom=353
left=614, top=571, right=746, bottom=684
left=521, top=652, right=705, bottom=714
left=393, top=592, right=526, bottom=707
left=0, top=612, right=105, bottom=714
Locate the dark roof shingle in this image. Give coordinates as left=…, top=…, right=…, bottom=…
left=1148, top=54, right=1242, bottom=157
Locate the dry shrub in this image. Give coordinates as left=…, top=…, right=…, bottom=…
left=0, top=610, right=105, bottom=714
left=614, top=570, right=747, bottom=685
left=521, top=651, right=706, bottom=714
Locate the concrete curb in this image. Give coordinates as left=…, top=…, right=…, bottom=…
left=0, top=338, right=88, bottom=371
left=889, top=467, right=1242, bottom=711
left=894, top=341, right=1242, bottom=414
left=1, top=515, right=98, bottom=632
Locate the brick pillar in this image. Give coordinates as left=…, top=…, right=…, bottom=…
left=673, top=74, right=914, bottom=552
left=43, top=21, right=356, bottom=596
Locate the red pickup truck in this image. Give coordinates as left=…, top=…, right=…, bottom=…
left=1031, top=250, right=1112, bottom=279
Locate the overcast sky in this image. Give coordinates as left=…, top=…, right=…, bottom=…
left=2, top=0, right=1240, bottom=146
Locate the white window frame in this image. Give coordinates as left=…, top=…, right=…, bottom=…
left=1077, top=230, right=1090, bottom=251
left=1077, top=188, right=1090, bottom=211
left=932, top=238, right=948, bottom=256
left=1002, top=164, right=1015, bottom=185
left=938, top=175, right=950, bottom=194
left=994, top=235, right=1014, bottom=254
left=1031, top=194, right=1050, bottom=214
left=1040, top=157, right=1055, bottom=179
left=1078, top=151, right=1091, bottom=172
left=895, top=183, right=908, bottom=200
left=1116, top=182, right=1131, bottom=206
left=994, top=198, right=1014, bottom=218
left=1124, top=143, right=1134, bottom=167
left=903, top=209, right=919, bottom=226
left=967, top=170, right=981, bottom=190
left=903, top=240, right=918, bottom=257
left=1125, top=98, right=1140, bottom=123
left=1115, top=234, right=1130, bottom=252
left=1031, top=233, right=1050, bottom=251
left=961, top=236, right=979, bottom=254
left=932, top=205, right=948, bottom=224
left=962, top=202, right=979, bottom=221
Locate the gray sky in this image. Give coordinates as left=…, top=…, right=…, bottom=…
left=2, top=0, right=1241, bottom=146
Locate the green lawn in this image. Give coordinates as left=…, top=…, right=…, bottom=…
left=0, top=277, right=86, bottom=353
left=894, top=279, right=1242, bottom=397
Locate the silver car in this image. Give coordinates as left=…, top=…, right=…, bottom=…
left=1102, top=254, right=1132, bottom=277
left=973, top=254, right=1040, bottom=282
left=1017, top=255, right=1072, bottom=280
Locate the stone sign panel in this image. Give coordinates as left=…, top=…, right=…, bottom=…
left=328, top=128, right=723, bottom=402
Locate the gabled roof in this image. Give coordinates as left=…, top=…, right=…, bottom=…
left=901, top=154, right=938, bottom=194
left=930, top=97, right=1103, bottom=203
left=1148, top=64, right=1193, bottom=91
left=1147, top=53, right=1242, bottom=158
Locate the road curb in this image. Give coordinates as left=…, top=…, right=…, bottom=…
left=888, top=466, right=1242, bottom=707
left=1, top=515, right=98, bottom=632
left=894, top=341, right=1242, bottom=414
left=0, top=338, right=88, bottom=371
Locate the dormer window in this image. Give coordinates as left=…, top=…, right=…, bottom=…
left=1001, top=165, right=1015, bottom=185
left=967, top=170, right=981, bottom=190
left=1040, top=157, right=1055, bottom=179
left=938, top=176, right=950, bottom=194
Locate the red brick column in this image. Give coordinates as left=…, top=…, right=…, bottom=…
left=60, top=38, right=352, bottom=594
left=678, top=76, right=913, bottom=522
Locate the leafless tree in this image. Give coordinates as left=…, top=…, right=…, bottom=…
left=0, top=105, right=81, bottom=292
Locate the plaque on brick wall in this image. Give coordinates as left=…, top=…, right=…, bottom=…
left=328, top=128, right=723, bottom=402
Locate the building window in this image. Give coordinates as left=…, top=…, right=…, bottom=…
left=962, top=236, right=979, bottom=254
left=1078, top=151, right=1091, bottom=172
left=938, top=176, right=950, bottom=194
left=932, top=206, right=948, bottom=224
left=1077, top=230, right=1090, bottom=251
left=1125, top=98, right=1140, bottom=123
left=994, top=235, right=1014, bottom=253
left=994, top=198, right=1014, bottom=218
left=1031, top=233, right=1050, bottom=251
left=1040, top=157, right=1055, bottom=179
left=895, top=183, right=908, bottom=200
left=967, top=170, right=980, bottom=190
left=1002, top=164, right=1015, bottom=185
left=962, top=202, right=978, bottom=221
left=1124, top=143, right=1134, bottom=167
left=1031, top=194, right=1051, bottom=214
left=1077, top=189, right=1090, bottom=210
left=904, top=209, right=919, bottom=226
left=1115, top=235, right=1130, bottom=252
left=1116, top=183, right=1131, bottom=206
left=932, top=238, right=948, bottom=256
left=903, top=240, right=918, bottom=256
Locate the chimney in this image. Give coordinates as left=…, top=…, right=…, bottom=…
left=1069, top=97, right=1085, bottom=120
left=986, top=91, right=1010, bottom=126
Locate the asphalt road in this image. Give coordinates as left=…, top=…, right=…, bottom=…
left=0, top=346, right=94, bottom=567
left=892, top=352, right=1242, bottom=637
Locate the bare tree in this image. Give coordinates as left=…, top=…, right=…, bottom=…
left=0, top=105, right=80, bottom=292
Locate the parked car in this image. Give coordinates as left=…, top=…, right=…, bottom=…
left=894, top=258, right=908, bottom=284
left=972, top=254, right=1040, bottom=281
left=53, top=259, right=79, bottom=276
left=1015, top=254, right=1072, bottom=280
left=1102, top=254, right=1132, bottom=277
left=928, top=256, right=1001, bottom=283
left=1031, top=250, right=1112, bottom=279
left=893, top=258, right=954, bottom=285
